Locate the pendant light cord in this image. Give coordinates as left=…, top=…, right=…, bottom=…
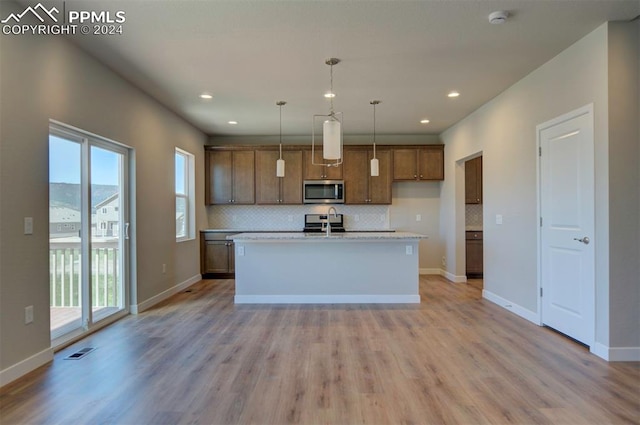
left=329, top=62, right=335, bottom=116
left=371, top=100, right=380, bottom=158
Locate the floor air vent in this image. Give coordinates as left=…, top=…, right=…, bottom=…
left=64, top=347, right=95, bottom=360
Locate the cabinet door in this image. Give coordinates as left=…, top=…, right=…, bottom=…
left=465, top=156, right=482, bottom=204
left=207, top=150, right=233, bottom=204
left=255, top=150, right=281, bottom=204
left=280, top=150, right=303, bottom=204
left=418, top=147, right=444, bottom=180
left=343, top=149, right=369, bottom=204
left=464, top=158, right=480, bottom=204
left=304, top=149, right=343, bottom=180
left=369, top=149, right=392, bottom=204
left=231, top=151, right=255, bottom=204
left=465, top=238, right=483, bottom=276
left=227, top=242, right=235, bottom=273
left=392, top=149, right=418, bottom=181
left=204, top=241, right=231, bottom=274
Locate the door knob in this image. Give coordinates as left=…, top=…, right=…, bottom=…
left=573, top=237, right=590, bottom=245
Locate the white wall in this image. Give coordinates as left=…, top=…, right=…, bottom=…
left=0, top=2, right=207, bottom=376
left=607, top=21, right=640, bottom=349
left=440, top=22, right=640, bottom=355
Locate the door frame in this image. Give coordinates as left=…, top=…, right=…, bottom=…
left=535, top=103, right=595, bottom=348
left=49, top=120, right=133, bottom=348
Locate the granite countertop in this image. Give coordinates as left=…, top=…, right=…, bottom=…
left=231, top=232, right=425, bottom=241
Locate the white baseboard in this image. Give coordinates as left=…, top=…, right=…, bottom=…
left=439, top=269, right=467, bottom=283
left=419, top=268, right=441, bottom=275
left=131, top=274, right=201, bottom=314
left=592, top=342, right=640, bottom=361
left=482, top=289, right=539, bottom=324
left=0, top=347, right=53, bottom=388
left=235, top=294, right=421, bottom=304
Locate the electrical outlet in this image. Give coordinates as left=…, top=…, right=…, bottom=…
left=162, top=263, right=167, bottom=273
left=380, top=214, right=386, bottom=222
left=238, top=246, right=245, bottom=256
left=496, top=214, right=503, bottom=225
left=405, top=245, right=413, bottom=255
left=354, top=214, right=360, bottom=222
left=287, top=215, right=293, bottom=222
left=25, top=305, right=34, bottom=324
left=441, top=256, right=446, bottom=266
left=232, top=215, right=237, bottom=222
left=416, top=214, right=421, bottom=222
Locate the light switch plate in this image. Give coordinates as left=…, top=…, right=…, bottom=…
left=496, top=214, right=503, bottom=225
left=238, top=246, right=245, bottom=256
left=24, top=217, right=33, bottom=235
left=405, top=245, right=413, bottom=255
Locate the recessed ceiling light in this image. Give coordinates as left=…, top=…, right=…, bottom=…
left=228, top=121, right=238, bottom=125
left=199, top=93, right=213, bottom=99
left=420, top=119, right=430, bottom=124
left=324, top=92, right=336, bottom=98
left=448, top=91, right=460, bottom=98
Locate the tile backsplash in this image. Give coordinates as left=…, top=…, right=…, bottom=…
left=207, top=205, right=390, bottom=231
left=465, top=204, right=483, bottom=230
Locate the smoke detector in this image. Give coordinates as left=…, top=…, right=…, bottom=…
left=489, top=11, right=509, bottom=24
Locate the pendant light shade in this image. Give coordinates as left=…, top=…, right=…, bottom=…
left=276, top=101, right=286, bottom=177
left=370, top=157, right=379, bottom=177
left=312, top=58, right=343, bottom=167
left=276, top=157, right=285, bottom=177
left=370, top=100, right=381, bottom=177
left=323, top=118, right=341, bottom=160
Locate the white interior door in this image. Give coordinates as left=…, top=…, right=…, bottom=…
left=538, top=105, right=594, bottom=346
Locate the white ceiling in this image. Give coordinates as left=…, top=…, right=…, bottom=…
left=59, top=0, right=639, bottom=137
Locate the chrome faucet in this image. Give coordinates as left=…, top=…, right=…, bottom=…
left=323, top=206, right=338, bottom=236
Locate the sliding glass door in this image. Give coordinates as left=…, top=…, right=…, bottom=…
left=49, top=123, right=130, bottom=343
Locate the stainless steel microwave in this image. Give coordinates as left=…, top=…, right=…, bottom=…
left=303, top=180, right=345, bottom=204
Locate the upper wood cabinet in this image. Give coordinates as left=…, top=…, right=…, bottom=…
left=392, top=146, right=444, bottom=181
left=206, top=149, right=255, bottom=205
left=343, top=147, right=392, bottom=204
left=303, top=149, right=343, bottom=180
left=255, top=150, right=303, bottom=204
left=465, top=156, right=482, bottom=204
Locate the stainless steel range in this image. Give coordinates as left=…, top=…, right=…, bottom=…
left=303, top=213, right=345, bottom=233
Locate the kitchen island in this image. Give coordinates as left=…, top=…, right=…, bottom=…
left=231, top=232, right=426, bottom=304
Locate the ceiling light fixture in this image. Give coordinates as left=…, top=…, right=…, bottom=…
left=276, top=101, right=286, bottom=178
left=324, top=92, right=336, bottom=98
left=370, top=100, right=381, bottom=177
left=447, top=91, right=460, bottom=98
left=199, top=93, right=213, bottom=99
left=420, top=119, right=430, bottom=124
left=489, top=11, right=509, bottom=24
left=228, top=121, right=238, bottom=125
left=312, top=58, right=343, bottom=167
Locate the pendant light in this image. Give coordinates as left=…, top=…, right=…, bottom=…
left=276, top=101, right=286, bottom=177
left=312, top=58, right=343, bottom=167
left=370, top=100, right=381, bottom=177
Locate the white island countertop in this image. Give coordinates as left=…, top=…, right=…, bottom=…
left=231, top=231, right=426, bottom=304
left=231, top=231, right=425, bottom=241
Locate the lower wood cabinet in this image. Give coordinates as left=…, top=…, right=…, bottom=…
left=201, top=232, right=236, bottom=278
left=465, top=231, right=483, bottom=278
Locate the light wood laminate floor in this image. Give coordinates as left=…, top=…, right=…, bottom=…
left=1, top=276, right=638, bottom=424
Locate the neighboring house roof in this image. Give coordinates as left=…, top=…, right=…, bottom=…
left=95, top=192, right=118, bottom=209
left=50, top=206, right=80, bottom=223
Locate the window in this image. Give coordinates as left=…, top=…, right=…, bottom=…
left=102, top=207, right=108, bottom=214
left=175, top=148, right=195, bottom=241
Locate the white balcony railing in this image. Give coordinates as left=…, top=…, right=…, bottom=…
left=49, top=240, right=119, bottom=308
